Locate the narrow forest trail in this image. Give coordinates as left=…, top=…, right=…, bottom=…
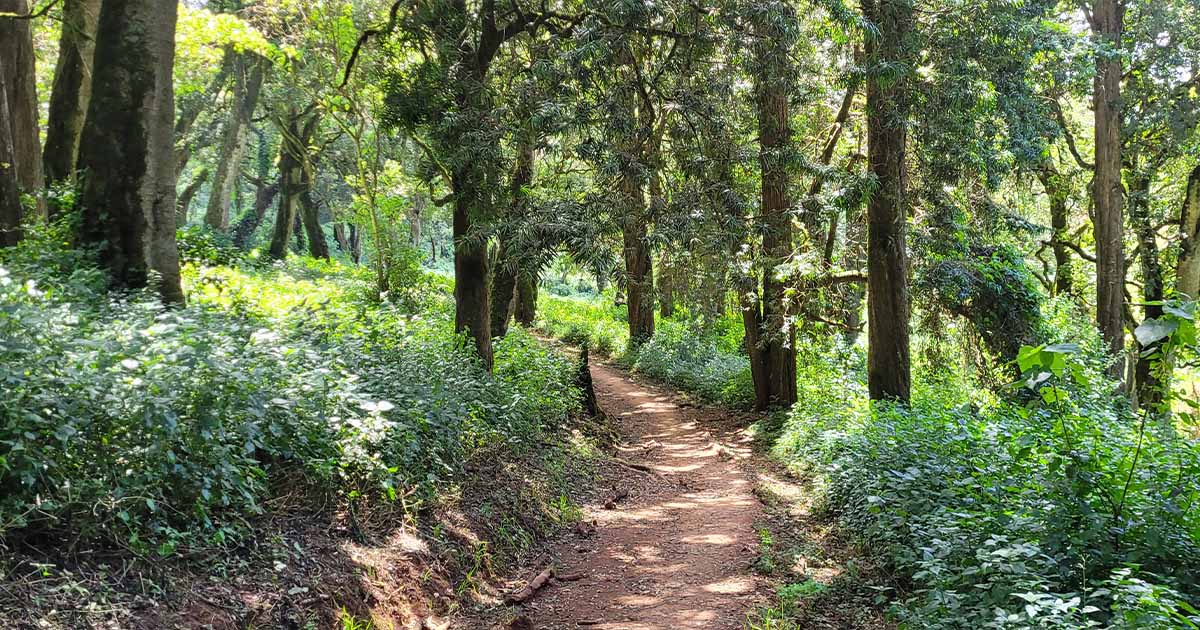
left=489, top=362, right=770, bottom=629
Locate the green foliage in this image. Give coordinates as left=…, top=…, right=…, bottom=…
left=768, top=349, right=1200, bottom=629
left=0, top=236, right=578, bottom=550
left=176, top=226, right=249, bottom=267
left=535, top=294, right=628, bottom=357
left=631, top=319, right=753, bottom=407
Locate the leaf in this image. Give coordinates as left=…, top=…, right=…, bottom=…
left=1135, top=318, right=1179, bottom=346
left=1017, top=345, right=1045, bottom=372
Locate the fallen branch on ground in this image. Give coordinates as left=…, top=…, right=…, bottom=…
left=504, top=567, right=553, bottom=604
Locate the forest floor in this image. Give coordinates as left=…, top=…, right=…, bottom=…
left=463, top=360, right=891, bottom=630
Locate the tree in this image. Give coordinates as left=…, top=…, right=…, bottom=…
left=1091, top=0, right=1126, bottom=376
left=0, top=0, right=44, bottom=216
left=77, top=0, right=184, bottom=304
left=747, top=1, right=798, bottom=408
left=0, top=57, right=21, bottom=247
left=863, top=0, right=914, bottom=402
left=43, top=0, right=102, bottom=188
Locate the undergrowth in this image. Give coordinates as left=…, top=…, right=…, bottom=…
left=0, top=224, right=581, bottom=555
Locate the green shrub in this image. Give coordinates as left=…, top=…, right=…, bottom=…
left=0, top=237, right=579, bottom=551
left=630, top=319, right=753, bottom=407
left=771, top=347, right=1200, bottom=629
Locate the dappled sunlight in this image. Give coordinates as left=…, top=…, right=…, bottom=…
left=523, top=365, right=766, bottom=629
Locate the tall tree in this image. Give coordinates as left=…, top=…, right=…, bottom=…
left=0, top=59, right=21, bottom=247
left=747, top=2, right=798, bottom=408
left=863, top=0, right=914, bottom=402
left=1091, top=0, right=1126, bottom=375
left=0, top=0, right=44, bottom=215
left=43, top=0, right=102, bottom=188
left=77, top=0, right=183, bottom=304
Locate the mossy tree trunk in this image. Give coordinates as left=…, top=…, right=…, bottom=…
left=77, top=0, right=183, bottom=304
left=43, top=0, right=101, bottom=190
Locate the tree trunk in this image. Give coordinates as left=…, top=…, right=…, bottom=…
left=77, top=0, right=183, bottom=304
left=1176, top=165, right=1200, bottom=299
left=1092, top=0, right=1126, bottom=377
left=232, top=178, right=279, bottom=249
left=205, top=57, right=264, bottom=231
left=299, top=171, right=328, bottom=260
left=748, top=48, right=796, bottom=408
left=408, top=193, right=425, bottom=246
left=658, top=252, right=675, bottom=319
left=514, top=268, right=538, bottom=326
left=1129, top=173, right=1164, bottom=408
left=863, top=0, right=913, bottom=402
left=268, top=110, right=318, bottom=260
left=0, top=0, right=43, bottom=216
left=0, top=63, right=21, bottom=247
left=490, top=138, right=535, bottom=338
left=43, top=0, right=101, bottom=189
left=490, top=243, right=518, bottom=338
left=453, top=192, right=493, bottom=368
left=176, top=168, right=209, bottom=226
left=1038, top=164, right=1073, bottom=297
left=268, top=149, right=301, bottom=260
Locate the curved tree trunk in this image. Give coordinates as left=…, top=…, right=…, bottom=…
left=299, top=175, right=328, bottom=260
left=43, top=0, right=101, bottom=190
left=77, top=0, right=182, bottom=304
left=863, top=0, right=913, bottom=402
left=176, top=168, right=209, bottom=226
left=0, top=0, right=44, bottom=217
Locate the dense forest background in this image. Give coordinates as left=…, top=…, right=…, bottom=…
left=0, top=0, right=1199, bottom=628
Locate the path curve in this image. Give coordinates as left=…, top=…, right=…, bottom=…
left=517, top=362, right=767, bottom=629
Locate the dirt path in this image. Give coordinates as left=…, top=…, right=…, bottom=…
left=507, top=362, right=768, bottom=630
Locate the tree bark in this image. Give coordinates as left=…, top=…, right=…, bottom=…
left=1176, top=165, right=1200, bottom=299
left=204, top=57, right=264, bottom=231
left=43, top=0, right=101, bottom=189
left=0, top=0, right=44, bottom=215
left=490, top=243, right=518, bottom=339
left=754, top=39, right=798, bottom=408
left=299, top=170, right=328, bottom=260
left=176, top=168, right=208, bottom=226
left=232, top=177, right=279, bottom=249
left=1092, top=0, right=1126, bottom=377
left=1038, top=164, right=1074, bottom=297
left=514, top=268, right=538, bottom=326
left=268, top=109, right=318, bottom=260
left=1129, top=173, right=1163, bottom=408
left=658, top=252, right=675, bottom=319
left=863, top=0, right=913, bottom=403
left=268, top=141, right=302, bottom=260
left=0, top=62, right=21, bottom=247
left=77, top=0, right=183, bottom=304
